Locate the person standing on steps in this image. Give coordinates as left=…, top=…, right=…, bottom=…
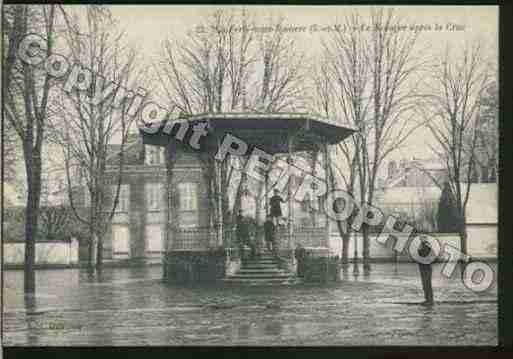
left=264, top=215, right=276, bottom=255
left=236, top=210, right=251, bottom=261
left=417, top=235, right=434, bottom=306
left=269, top=189, right=285, bottom=226
left=294, top=244, right=307, bottom=278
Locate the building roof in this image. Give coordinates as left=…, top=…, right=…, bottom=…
left=106, top=134, right=144, bottom=165
left=379, top=183, right=497, bottom=225
left=139, top=112, right=357, bottom=154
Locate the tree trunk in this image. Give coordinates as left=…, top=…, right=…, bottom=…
left=23, top=144, right=42, bottom=295
left=459, top=218, right=468, bottom=259
left=87, top=231, right=95, bottom=272
left=24, top=191, right=37, bottom=294
left=219, top=160, right=230, bottom=246
left=341, top=232, right=350, bottom=266
left=362, top=224, right=371, bottom=272
left=96, top=231, right=104, bottom=270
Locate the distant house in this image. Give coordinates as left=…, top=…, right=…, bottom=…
left=377, top=183, right=497, bottom=258
left=385, top=156, right=497, bottom=189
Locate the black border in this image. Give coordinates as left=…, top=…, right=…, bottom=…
left=1, top=0, right=512, bottom=358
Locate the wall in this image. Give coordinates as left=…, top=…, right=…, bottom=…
left=329, top=229, right=497, bottom=261
left=3, top=239, right=79, bottom=265
left=467, top=224, right=497, bottom=258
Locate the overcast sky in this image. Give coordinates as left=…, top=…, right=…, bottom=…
left=102, top=5, right=498, bottom=162
left=42, top=5, right=497, bottom=175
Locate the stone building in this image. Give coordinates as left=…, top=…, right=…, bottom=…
left=97, top=134, right=215, bottom=263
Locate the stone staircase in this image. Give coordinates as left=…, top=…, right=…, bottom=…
left=224, top=251, right=297, bottom=285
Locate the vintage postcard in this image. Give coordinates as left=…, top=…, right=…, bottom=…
left=2, top=3, right=498, bottom=348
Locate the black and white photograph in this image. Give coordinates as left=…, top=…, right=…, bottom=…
left=1, top=3, right=501, bottom=348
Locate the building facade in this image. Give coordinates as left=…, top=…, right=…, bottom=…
left=99, top=135, right=218, bottom=263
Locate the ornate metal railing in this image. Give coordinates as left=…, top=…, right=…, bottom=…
left=274, top=225, right=329, bottom=250
left=167, top=224, right=329, bottom=251
left=292, top=226, right=329, bottom=248
left=170, top=226, right=212, bottom=250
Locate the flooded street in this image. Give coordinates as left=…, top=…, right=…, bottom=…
left=2, top=263, right=497, bottom=346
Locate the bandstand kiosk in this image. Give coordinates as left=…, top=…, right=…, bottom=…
left=139, top=113, right=356, bottom=283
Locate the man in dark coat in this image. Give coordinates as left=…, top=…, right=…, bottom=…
left=270, top=189, right=285, bottom=226
left=236, top=211, right=249, bottom=260
left=264, top=215, right=276, bottom=254
left=236, top=210, right=257, bottom=260
left=294, top=244, right=307, bottom=278
left=418, top=235, right=434, bottom=306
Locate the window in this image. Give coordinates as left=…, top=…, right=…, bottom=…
left=177, top=182, right=199, bottom=228
left=114, top=185, right=130, bottom=212
left=146, top=183, right=163, bottom=211
left=178, top=182, right=198, bottom=211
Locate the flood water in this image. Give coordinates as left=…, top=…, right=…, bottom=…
left=2, top=263, right=497, bottom=346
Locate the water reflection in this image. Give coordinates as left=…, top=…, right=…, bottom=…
left=237, top=323, right=251, bottom=339
left=24, top=294, right=37, bottom=313
left=2, top=264, right=498, bottom=346
left=418, top=306, right=435, bottom=334
left=263, top=321, right=283, bottom=337
left=23, top=294, right=40, bottom=346
left=353, top=262, right=360, bottom=277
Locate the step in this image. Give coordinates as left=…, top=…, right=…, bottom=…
left=242, top=265, right=281, bottom=270
left=228, top=274, right=293, bottom=280
left=223, top=278, right=298, bottom=285
left=228, top=278, right=294, bottom=283
left=243, top=258, right=278, bottom=261
left=237, top=268, right=286, bottom=274
left=242, top=260, right=279, bottom=265
left=242, top=259, right=279, bottom=264
left=228, top=273, right=293, bottom=279
left=242, top=262, right=279, bottom=266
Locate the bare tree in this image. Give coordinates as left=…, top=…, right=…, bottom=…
left=315, top=9, right=424, bottom=272
left=3, top=4, right=59, bottom=294
left=234, top=14, right=307, bottom=225
left=421, top=41, right=492, bottom=256
left=474, top=80, right=498, bottom=183
left=156, top=9, right=256, bottom=245
left=48, top=6, right=143, bottom=270
left=156, top=9, right=306, bottom=244
left=314, top=14, right=369, bottom=268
